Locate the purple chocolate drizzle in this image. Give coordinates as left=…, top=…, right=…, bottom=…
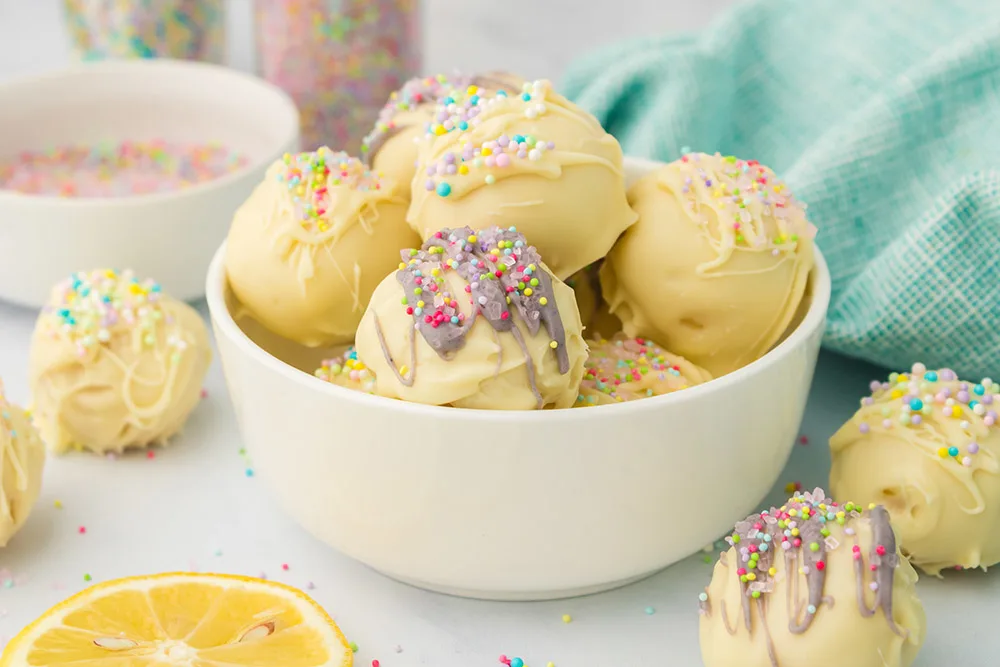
left=699, top=489, right=907, bottom=667
left=375, top=226, right=569, bottom=408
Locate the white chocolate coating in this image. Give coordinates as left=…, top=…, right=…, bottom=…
left=700, top=489, right=925, bottom=667
left=29, top=270, right=211, bottom=455
left=0, top=382, right=45, bottom=547
left=226, top=148, right=420, bottom=347
left=830, top=365, right=1000, bottom=574
left=355, top=227, right=587, bottom=410
left=407, top=80, right=637, bottom=279
left=602, top=153, right=815, bottom=377
left=575, top=334, right=710, bottom=407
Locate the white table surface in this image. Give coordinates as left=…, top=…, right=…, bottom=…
left=0, top=1, right=997, bottom=665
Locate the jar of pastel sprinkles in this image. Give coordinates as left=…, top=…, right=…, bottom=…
left=63, top=0, right=225, bottom=62
left=254, top=0, right=421, bottom=152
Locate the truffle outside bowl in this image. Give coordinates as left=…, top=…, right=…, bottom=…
left=206, top=157, right=832, bottom=601
left=0, top=59, right=299, bottom=308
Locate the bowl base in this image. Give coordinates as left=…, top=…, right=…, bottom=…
left=374, top=567, right=664, bottom=601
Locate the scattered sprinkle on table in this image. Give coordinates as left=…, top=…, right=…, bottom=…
left=561, top=614, right=572, bottom=623
left=350, top=642, right=359, bottom=653
left=644, top=606, right=656, bottom=615
left=53, top=500, right=63, bottom=509
left=0, top=141, right=248, bottom=197
left=78, top=526, right=86, bottom=535
left=83, top=573, right=92, bottom=582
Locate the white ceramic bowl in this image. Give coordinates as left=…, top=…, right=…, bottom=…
left=206, top=157, right=832, bottom=601
left=0, top=59, right=299, bottom=308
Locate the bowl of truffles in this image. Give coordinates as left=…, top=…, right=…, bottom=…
left=206, top=75, right=831, bottom=600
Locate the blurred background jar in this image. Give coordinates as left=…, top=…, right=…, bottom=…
left=254, top=0, right=421, bottom=152
left=63, top=0, right=226, bottom=62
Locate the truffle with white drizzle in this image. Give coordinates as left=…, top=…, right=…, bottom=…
left=226, top=147, right=419, bottom=347
left=831, top=363, right=1000, bottom=574
left=406, top=79, right=637, bottom=279
left=0, top=379, right=45, bottom=547
left=355, top=225, right=587, bottom=409
left=699, top=488, right=925, bottom=667
left=601, top=152, right=816, bottom=377
left=29, top=269, right=211, bottom=454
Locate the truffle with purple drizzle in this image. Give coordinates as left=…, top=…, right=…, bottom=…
left=699, top=488, right=925, bottom=667
left=355, top=225, right=586, bottom=409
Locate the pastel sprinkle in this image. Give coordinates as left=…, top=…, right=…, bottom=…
left=0, top=141, right=247, bottom=197
left=561, top=614, right=572, bottom=623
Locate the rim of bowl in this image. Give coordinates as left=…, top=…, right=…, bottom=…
left=0, top=59, right=299, bottom=208
left=206, top=235, right=832, bottom=421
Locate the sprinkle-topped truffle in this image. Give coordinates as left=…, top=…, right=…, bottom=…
left=831, top=363, right=1000, bottom=575
left=853, top=362, right=998, bottom=467
left=699, top=488, right=918, bottom=667
left=576, top=334, right=710, bottom=406
left=374, top=225, right=571, bottom=407
left=315, top=346, right=376, bottom=394
left=39, top=269, right=183, bottom=358
left=676, top=152, right=815, bottom=254
left=275, top=148, right=384, bottom=232
left=360, top=74, right=469, bottom=162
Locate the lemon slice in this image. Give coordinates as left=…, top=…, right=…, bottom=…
left=0, top=572, right=352, bottom=667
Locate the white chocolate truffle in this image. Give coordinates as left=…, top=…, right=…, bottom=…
left=356, top=226, right=587, bottom=410
left=575, top=334, right=710, bottom=407
left=314, top=346, right=376, bottom=394
left=407, top=80, right=637, bottom=279
left=29, top=270, right=211, bottom=455
left=830, top=365, right=1000, bottom=574
left=226, top=148, right=420, bottom=347
left=699, top=489, right=925, bottom=667
left=602, top=153, right=815, bottom=377
left=0, top=382, right=45, bottom=547
left=361, top=72, right=526, bottom=190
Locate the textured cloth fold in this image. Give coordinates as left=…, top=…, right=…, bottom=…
left=562, top=0, right=1000, bottom=379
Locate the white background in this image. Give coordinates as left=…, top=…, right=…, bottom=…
left=0, top=1, right=996, bottom=665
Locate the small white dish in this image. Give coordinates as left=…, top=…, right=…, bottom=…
left=206, top=157, right=832, bottom=601
left=0, top=59, right=299, bottom=308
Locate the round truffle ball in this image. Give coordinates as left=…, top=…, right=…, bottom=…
left=29, top=270, right=211, bottom=454
left=407, top=79, right=637, bottom=279
left=226, top=148, right=419, bottom=347
left=361, top=72, right=526, bottom=190
left=314, top=346, right=376, bottom=394
left=356, top=225, right=587, bottom=409
left=830, top=364, right=1000, bottom=574
left=601, top=152, right=815, bottom=377
left=575, top=334, right=711, bottom=407
left=0, top=381, right=45, bottom=546
left=699, top=488, right=925, bottom=667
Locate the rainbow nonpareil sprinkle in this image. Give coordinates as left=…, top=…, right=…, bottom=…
left=63, top=0, right=225, bottom=62
left=0, top=141, right=248, bottom=198
left=855, top=362, right=999, bottom=467
left=275, top=148, right=384, bottom=232
left=39, top=269, right=185, bottom=359
left=314, top=346, right=376, bottom=394
left=255, top=0, right=420, bottom=151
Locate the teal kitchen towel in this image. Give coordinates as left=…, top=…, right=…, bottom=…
left=562, top=0, right=1000, bottom=381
